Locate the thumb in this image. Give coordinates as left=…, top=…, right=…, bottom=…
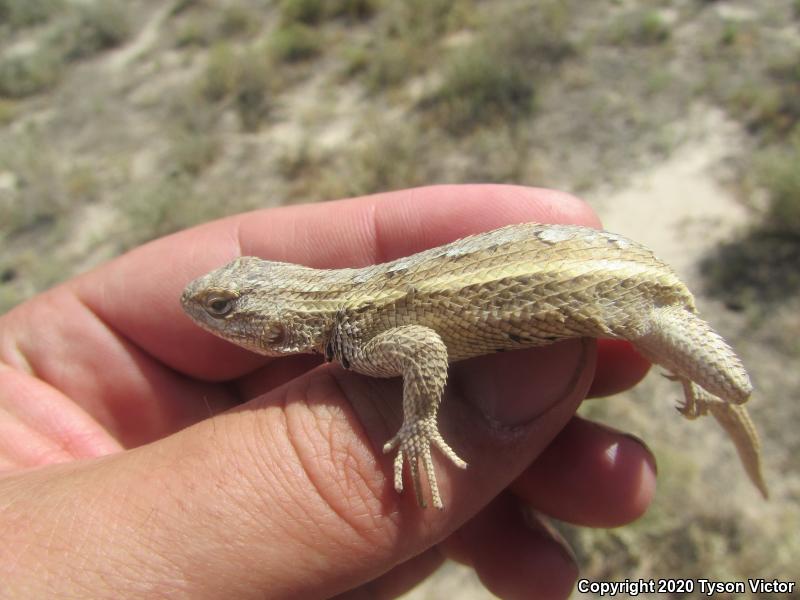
left=0, top=340, right=592, bottom=599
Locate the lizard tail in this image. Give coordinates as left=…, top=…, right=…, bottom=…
left=707, top=401, right=769, bottom=499
left=668, top=377, right=768, bottom=498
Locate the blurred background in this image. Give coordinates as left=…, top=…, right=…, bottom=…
left=0, top=0, right=798, bottom=597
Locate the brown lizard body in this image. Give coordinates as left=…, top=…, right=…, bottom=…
left=181, top=223, right=766, bottom=508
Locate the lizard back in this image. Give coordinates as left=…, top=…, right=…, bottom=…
left=339, top=223, right=696, bottom=361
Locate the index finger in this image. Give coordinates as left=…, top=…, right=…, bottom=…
left=77, top=184, right=600, bottom=378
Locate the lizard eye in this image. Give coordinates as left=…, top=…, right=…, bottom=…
left=205, top=294, right=235, bottom=317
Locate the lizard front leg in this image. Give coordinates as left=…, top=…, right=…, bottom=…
left=346, top=325, right=467, bottom=509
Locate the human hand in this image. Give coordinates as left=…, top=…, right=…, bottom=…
left=0, top=185, right=655, bottom=599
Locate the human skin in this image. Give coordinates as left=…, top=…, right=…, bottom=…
left=0, top=185, right=655, bottom=599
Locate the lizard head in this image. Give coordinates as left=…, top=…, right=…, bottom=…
left=181, top=256, right=332, bottom=356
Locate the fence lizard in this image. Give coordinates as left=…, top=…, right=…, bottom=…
left=181, top=222, right=767, bottom=508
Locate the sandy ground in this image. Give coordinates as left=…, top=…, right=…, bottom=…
left=595, top=108, right=750, bottom=281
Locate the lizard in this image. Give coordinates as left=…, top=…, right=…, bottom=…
left=180, top=222, right=768, bottom=509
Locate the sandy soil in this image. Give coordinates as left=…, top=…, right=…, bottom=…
left=595, top=107, right=750, bottom=279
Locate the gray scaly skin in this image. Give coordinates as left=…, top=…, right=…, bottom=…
left=181, top=223, right=767, bottom=508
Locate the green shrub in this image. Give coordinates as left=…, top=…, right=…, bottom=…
left=280, top=0, right=377, bottom=24
left=117, top=177, right=200, bottom=246
left=759, top=137, right=800, bottom=234
left=270, top=24, right=321, bottom=62
left=276, top=140, right=317, bottom=181
left=383, top=0, right=467, bottom=41
left=727, top=54, right=800, bottom=137
left=65, top=165, right=100, bottom=202
left=426, top=41, right=537, bottom=132
left=637, top=11, right=671, bottom=44
left=341, top=0, right=471, bottom=91
left=608, top=9, right=671, bottom=46
left=175, top=16, right=216, bottom=47
left=762, top=57, right=800, bottom=135
left=720, top=20, right=739, bottom=47
left=218, top=4, right=259, bottom=37
left=309, top=123, right=431, bottom=199
left=0, top=133, right=72, bottom=239
left=0, top=1, right=132, bottom=98
left=199, top=43, right=275, bottom=130
left=701, top=137, right=800, bottom=310
left=169, top=131, right=220, bottom=176
left=327, top=0, right=378, bottom=20
left=0, top=99, right=18, bottom=125
left=279, top=0, right=324, bottom=24
left=234, top=48, right=274, bottom=129
left=117, top=176, right=258, bottom=249
left=421, top=4, right=572, bottom=132
left=51, top=1, right=131, bottom=61
left=358, top=39, right=422, bottom=90
left=200, top=43, right=240, bottom=102
left=176, top=4, right=260, bottom=47
left=170, top=86, right=219, bottom=133
left=169, top=0, right=204, bottom=17
left=345, top=125, right=427, bottom=195
left=0, top=0, right=63, bottom=28
left=0, top=49, right=62, bottom=98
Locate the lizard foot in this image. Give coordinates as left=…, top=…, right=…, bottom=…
left=383, top=419, right=467, bottom=509
left=663, top=372, right=709, bottom=420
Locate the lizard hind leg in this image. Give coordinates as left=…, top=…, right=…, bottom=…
left=634, top=306, right=752, bottom=406
left=631, top=307, right=767, bottom=498
left=662, top=372, right=709, bottom=419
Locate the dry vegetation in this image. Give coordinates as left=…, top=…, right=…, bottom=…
left=1, top=0, right=798, bottom=596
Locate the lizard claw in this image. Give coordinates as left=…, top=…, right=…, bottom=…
left=675, top=399, right=695, bottom=418
left=383, top=420, right=467, bottom=509
left=662, top=372, right=698, bottom=415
